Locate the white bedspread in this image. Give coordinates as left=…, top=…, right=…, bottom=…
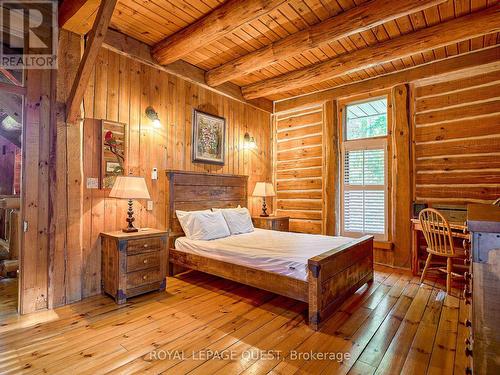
left=175, top=228, right=355, bottom=281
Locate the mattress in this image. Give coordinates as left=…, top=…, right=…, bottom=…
left=175, top=228, right=355, bottom=281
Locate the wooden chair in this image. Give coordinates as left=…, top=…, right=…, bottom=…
left=419, top=208, right=462, bottom=294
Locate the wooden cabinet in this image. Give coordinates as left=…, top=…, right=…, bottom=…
left=466, top=204, right=500, bottom=375
left=101, top=229, right=168, bottom=304
left=252, top=216, right=289, bottom=232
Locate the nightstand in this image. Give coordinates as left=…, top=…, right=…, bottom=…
left=100, top=229, right=168, bottom=304
left=252, top=216, right=289, bottom=232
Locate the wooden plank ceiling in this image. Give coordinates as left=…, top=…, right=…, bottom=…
left=62, top=0, right=500, bottom=102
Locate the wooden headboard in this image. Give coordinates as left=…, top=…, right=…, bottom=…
left=166, top=170, right=248, bottom=246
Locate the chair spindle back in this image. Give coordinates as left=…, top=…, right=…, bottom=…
left=419, top=208, right=455, bottom=256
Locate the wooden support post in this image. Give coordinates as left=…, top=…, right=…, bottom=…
left=20, top=67, right=56, bottom=313
left=391, top=84, right=412, bottom=268
left=65, top=0, right=117, bottom=123
left=322, top=100, right=338, bottom=235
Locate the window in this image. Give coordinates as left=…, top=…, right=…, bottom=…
left=341, top=97, right=388, bottom=240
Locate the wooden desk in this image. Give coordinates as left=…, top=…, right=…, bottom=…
left=411, top=218, right=468, bottom=275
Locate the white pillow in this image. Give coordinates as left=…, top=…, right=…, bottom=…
left=176, top=210, right=230, bottom=240
left=216, top=207, right=254, bottom=235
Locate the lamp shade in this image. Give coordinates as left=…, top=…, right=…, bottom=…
left=252, top=182, right=275, bottom=197
left=109, top=176, right=151, bottom=200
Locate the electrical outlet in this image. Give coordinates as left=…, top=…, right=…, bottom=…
left=86, top=177, right=99, bottom=189
left=152, top=168, right=158, bottom=180
left=147, top=200, right=153, bottom=211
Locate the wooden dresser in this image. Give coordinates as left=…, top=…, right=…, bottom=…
left=101, top=229, right=168, bottom=304
left=252, top=216, right=289, bottom=232
left=465, top=204, right=500, bottom=375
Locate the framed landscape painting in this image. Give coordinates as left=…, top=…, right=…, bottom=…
left=192, top=109, right=225, bottom=165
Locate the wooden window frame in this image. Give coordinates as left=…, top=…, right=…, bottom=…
left=339, top=94, right=392, bottom=242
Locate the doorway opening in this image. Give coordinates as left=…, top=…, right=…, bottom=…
left=0, top=61, right=23, bottom=317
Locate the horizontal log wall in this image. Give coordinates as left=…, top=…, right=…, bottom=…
left=275, top=106, right=324, bottom=234
left=52, top=30, right=272, bottom=307
left=413, top=69, right=500, bottom=204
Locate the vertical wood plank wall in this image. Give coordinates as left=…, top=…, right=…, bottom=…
left=275, top=105, right=325, bottom=234
left=413, top=69, right=500, bottom=204
left=46, top=30, right=272, bottom=309
left=20, top=67, right=56, bottom=313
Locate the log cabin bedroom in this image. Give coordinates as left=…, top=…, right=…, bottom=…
left=0, top=0, right=498, bottom=374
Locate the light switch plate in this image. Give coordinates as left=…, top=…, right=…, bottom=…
left=147, top=200, right=153, bottom=211
left=86, top=177, right=99, bottom=189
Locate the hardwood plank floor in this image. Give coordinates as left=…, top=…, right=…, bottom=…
left=0, top=266, right=467, bottom=375
left=0, top=278, right=18, bottom=317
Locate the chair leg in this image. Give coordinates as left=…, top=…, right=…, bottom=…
left=420, top=253, right=432, bottom=284
left=446, top=257, right=452, bottom=294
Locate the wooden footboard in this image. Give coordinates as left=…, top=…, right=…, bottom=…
left=169, top=248, right=309, bottom=302
left=307, top=235, right=374, bottom=330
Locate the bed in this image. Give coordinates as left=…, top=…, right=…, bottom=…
left=166, top=170, right=374, bottom=330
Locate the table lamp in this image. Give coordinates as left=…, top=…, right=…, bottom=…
left=109, top=176, right=151, bottom=232
left=252, top=182, right=275, bottom=217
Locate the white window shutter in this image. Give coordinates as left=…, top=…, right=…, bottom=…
left=343, top=148, right=386, bottom=235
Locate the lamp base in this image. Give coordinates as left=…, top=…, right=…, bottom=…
left=260, top=197, right=269, bottom=217
left=121, top=227, right=139, bottom=233
left=122, top=199, right=138, bottom=233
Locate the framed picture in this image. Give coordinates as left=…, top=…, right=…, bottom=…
left=192, top=109, right=225, bottom=165
left=101, top=120, right=126, bottom=189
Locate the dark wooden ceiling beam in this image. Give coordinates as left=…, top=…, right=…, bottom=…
left=152, top=0, right=287, bottom=66
left=0, top=82, right=26, bottom=96
left=242, top=4, right=500, bottom=100
left=58, top=0, right=89, bottom=28
left=0, top=126, right=21, bottom=148
left=205, top=0, right=446, bottom=87
left=66, top=0, right=117, bottom=123
left=274, top=46, right=500, bottom=113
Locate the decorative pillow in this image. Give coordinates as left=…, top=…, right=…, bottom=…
left=216, top=207, right=254, bottom=235
left=176, top=210, right=230, bottom=240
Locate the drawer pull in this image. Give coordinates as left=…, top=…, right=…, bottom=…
left=142, top=275, right=147, bottom=280
left=463, top=289, right=472, bottom=299
left=465, top=347, right=473, bottom=357
left=143, top=259, right=148, bottom=264
left=144, top=244, right=149, bottom=248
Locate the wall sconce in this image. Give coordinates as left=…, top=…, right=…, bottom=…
left=145, top=106, right=161, bottom=129
left=243, top=132, right=257, bottom=150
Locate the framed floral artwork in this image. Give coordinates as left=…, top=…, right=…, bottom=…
left=101, top=120, right=126, bottom=189
left=192, top=109, right=225, bottom=165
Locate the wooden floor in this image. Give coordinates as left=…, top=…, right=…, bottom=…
left=0, top=278, right=18, bottom=317
left=0, top=266, right=467, bottom=375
